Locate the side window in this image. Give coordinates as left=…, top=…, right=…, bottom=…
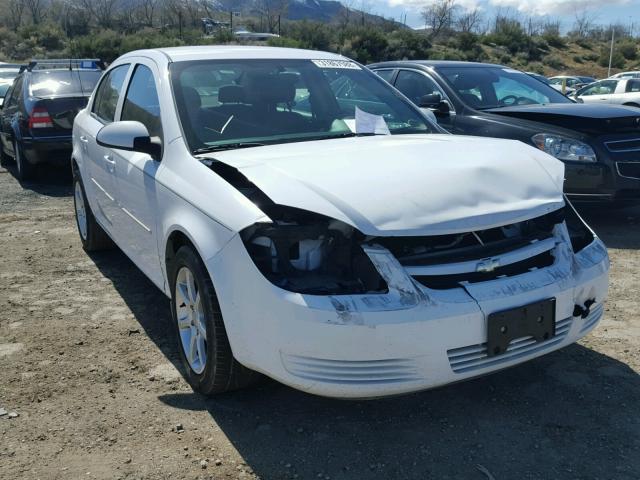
left=120, top=64, right=162, bottom=140
left=92, top=65, right=129, bottom=123
left=626, top=80, right=640, bottom=93
left=394, top=70, right=442, bottom=105
left=375, top=69, right=395, bottom=83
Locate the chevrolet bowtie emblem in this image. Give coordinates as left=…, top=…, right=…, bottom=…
left=476, top=258, right=500, bottom=273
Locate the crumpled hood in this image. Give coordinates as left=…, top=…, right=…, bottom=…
left=485, top=103, right=640, bottom=135
left=207, top=134, right=565, bottom=236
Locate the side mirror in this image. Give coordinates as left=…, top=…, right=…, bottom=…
left=418, top=93, right=442, bottom=109
left=96, top=121, right=162, bottom=160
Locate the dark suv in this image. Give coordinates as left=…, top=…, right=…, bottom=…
left=0, top=59, right=104, bottom=180
left=369, top=60, right=640, bottom=205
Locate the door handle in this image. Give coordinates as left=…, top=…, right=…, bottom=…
left=104, top=155, right=116, bottom=172
left=79, top=135, right=89, bottom=143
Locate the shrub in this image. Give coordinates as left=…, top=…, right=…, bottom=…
left=573, top=55, right=584, bottom=64
left=543, top=54, right=565, bottom=69
left=618, top=41, right=637, bottom=60
left=338, top=27, right=388, bottom=64
left=383, top=29, right=431, bottom=60
left=598, top=45, right=625, bottom=68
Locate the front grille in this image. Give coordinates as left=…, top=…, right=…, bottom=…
left=413, top=250, right=555, bottom=290
left=281, top=354, right=421, bottom=384
left=605, top=137, right=640, bottom=153
left=616, top=162, right=640, bottom=179
left=447, top=304, right=603, bottom=374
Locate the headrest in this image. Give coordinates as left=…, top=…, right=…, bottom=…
left=244, top=73, right=295, bottom=105
left=181, top=86, right=201, bottom=110
left=218, top=85, right=245, bottom=103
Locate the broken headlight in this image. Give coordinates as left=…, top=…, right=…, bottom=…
left=241, top=207, right=387, bottom=295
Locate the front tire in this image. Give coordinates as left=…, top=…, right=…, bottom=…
left=170, top=245, right=258, bottom=395
left=73, top=172, right=113, bottom=251
left=14, top=139, right=36, bottom=181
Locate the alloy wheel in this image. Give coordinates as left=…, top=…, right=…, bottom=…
left=175, top=266, right=207, bottom=374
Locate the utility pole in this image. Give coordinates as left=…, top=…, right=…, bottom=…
left=230, top=11, right=233, bottom=32
left=278, top=15, right=281, bottom=36
left=608, top=28, right=615, bottom=78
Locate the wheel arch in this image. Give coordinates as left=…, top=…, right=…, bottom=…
left=622, top=102, right=640, bottom=108
left=161, top=213, right=236, bottom=297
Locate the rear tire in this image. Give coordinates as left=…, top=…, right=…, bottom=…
left=169, top=245, right=258, bottom=395
left=73, top=172, right=113, bottom=252
left=14, top=139, right=36, bottom=181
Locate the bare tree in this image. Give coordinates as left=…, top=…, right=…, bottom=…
left=139, top=0, right=159, bottom=26
left=78, top=0, right=120, bottom=28
left=573, top=9, right=597, bottom=38
left=5, top=0, right=26, bottom=30
left=457, top=7, right=482, bottom=33
left=421, top=0, right=455, bottom=39
left=257, top=0, right=289, bottom=33
left=24, top=0, right=47, bottom=25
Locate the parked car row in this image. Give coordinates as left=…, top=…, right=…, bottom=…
left=0, top=48, right=614, bottom=399
left=0, top=59, right=103, bottom=180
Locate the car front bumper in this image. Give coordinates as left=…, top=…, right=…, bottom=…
left=207, top=230, right=609, bottom=399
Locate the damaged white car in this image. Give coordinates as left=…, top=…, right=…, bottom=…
left=71, top=46, right=609, bottom=398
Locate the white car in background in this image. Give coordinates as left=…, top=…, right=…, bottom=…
left=573, top=78, right=640, bottom=107
left=548, top=75, right=596, bottom=95
left=71, top=46, right=609, bottom=399
left=609, top=71, right=640, bottom=79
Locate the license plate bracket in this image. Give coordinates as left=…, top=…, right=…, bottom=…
left=487, top=298, right=556, bottom=357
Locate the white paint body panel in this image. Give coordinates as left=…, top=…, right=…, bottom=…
left=72, top=46, right=610, bottom=398
left=207, top=134, right=565, bottom=236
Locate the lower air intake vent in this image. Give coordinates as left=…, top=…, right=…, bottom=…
left=447, top=315, right=577, bottom=374
left=281, top=354, right=421, bottom=384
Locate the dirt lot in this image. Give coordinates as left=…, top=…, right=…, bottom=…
left=0, top=163, right=638, bottom=480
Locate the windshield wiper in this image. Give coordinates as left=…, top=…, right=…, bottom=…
left=193, top=142, right=265, bottom=154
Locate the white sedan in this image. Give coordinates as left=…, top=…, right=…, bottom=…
left=71, top=46, right=609, bottom=399
left=573, top=78, right=640, bottom=107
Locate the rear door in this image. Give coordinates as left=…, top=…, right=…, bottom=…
left=81, top=64, right=130, bottom=229
left=576, top=80, right=617, bottom=104
left=111, top=61, right=164, bottom=287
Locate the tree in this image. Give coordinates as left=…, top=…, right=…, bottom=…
left=257, top=0, right=289, bottom=33
left=573, top=10, right=596, bottom=38
left=79, top=0, right=120, bottom=29
left=24, top=0, right=47, bottom=25
left=421, top=0, right=455, bottom=39
left=457, top=7, right=482, bottom=34
left=5, top=0, right=26, bottom=30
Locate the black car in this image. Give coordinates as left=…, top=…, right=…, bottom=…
left=0, top=59, right=104, bottom=180
left=369, top=60, right=640, bottom=205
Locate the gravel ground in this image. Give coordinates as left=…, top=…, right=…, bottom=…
left=0, top=162, right=639, bottom=480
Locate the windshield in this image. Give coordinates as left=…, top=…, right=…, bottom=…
left=170, top=59, right=435, bottom=152
left=437, top=67, right=572, bottom=109
left=29, top=70, right=102, bottom=98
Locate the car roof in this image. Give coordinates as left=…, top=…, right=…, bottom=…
left=119, top=45, right=349, bottom=63
left=368, top=60, right=506, bottom=69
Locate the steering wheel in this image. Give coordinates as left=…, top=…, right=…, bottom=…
left=500, top=95, right=535, bottom=106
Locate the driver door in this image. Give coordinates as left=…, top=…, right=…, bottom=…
left=392, top=69, right=454, bottom=130
left=111, top=61, right=164, bottom=288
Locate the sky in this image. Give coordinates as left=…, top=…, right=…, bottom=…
left=366, top=0, right=640, bottom=31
